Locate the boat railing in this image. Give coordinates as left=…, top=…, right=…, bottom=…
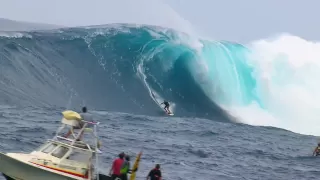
left=54, top=136, right=93, bottom=151
left=54, top=112, right=101, bottom=180
left=53, top=119, right=101, bottom=151
left=82, top=120, right=100, bottom=125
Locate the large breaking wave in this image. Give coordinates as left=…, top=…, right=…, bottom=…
left=1, top=24, right=320, bottom=136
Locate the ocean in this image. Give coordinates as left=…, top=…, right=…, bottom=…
left=0, top=24, right=320, bottom=180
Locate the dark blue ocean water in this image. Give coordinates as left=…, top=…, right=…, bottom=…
left=0, top=24, right=319, bottom=180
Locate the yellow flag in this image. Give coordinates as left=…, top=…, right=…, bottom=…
left=129, top=151, right=142, bottom=180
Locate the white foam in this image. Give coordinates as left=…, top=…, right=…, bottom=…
left=0, top=32, right=32, bottom=38
left=227, top=34, right=320, bottom=136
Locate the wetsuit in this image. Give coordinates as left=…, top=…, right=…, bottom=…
left=163, top=101, right=169, bottom=111
left=147, top=168, right=162, bottom=180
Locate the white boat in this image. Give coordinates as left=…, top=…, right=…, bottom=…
left=0, top=110, right=111, bottom=180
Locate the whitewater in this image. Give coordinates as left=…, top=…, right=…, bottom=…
left=220, top=34, right=320, bottom=136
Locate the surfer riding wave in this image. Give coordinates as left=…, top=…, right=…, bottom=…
left=150, top=92, right=173, bottom=115
left=160, top=101, right=171, bottom=114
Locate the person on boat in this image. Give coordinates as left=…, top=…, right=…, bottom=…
left=146, top=164, right=162, bottom=180
left=64, top=106, right=92, bottom=140
left=313, top=142, right=320, bottom=156
left=160, top=101, right=170, bottom=114
left=79, top=106, right=94, bottom=121
left=120, top=155, right=134, bottom=180
left=110, top=152, right=125, bottom=180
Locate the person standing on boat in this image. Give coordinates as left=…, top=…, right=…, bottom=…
left=120, top=155, right=136, bottom=180
left=64, top=106, right=93, bottom=140
left=110, top=152, right=125, bottom=180
left=146, top=164, right=162, bottom=180
left=79, top=106, right=93, bottom=121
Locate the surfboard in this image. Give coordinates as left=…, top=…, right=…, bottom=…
left=129, top=151, right=143, bottom=180
left=166, top=111, right=174, bottom=116
left=165, top=109, right=174, bottom=116
left=62, top=110, right=82, bottom=120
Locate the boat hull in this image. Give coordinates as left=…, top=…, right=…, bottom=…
left=2, top=174, right=14, bottom=180
left=2, top=173, right=112, bottom=180
left=0, top=153, right=76, bottom=180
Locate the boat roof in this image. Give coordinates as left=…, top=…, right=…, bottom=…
left=47, top=139, right=97, bottom=153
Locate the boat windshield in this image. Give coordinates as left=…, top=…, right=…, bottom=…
left=41, top=143, right=58, bottom=154
left=51, top=146, right=70, bottom=158
left=66, top=149, right=92, bottom=163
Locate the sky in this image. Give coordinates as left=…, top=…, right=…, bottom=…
left=0, top=0, right=319, bottom=42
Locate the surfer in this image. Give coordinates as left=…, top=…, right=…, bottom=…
left=313, top=143, right=320, bottom=156
left=146, top=164, right=162, bottom=180
left=160, top=101, right=171, bottom=114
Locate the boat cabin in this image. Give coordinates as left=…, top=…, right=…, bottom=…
left=35, top=140, right=94, bottom=161
left=29, top=140, right=97, bottom=179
